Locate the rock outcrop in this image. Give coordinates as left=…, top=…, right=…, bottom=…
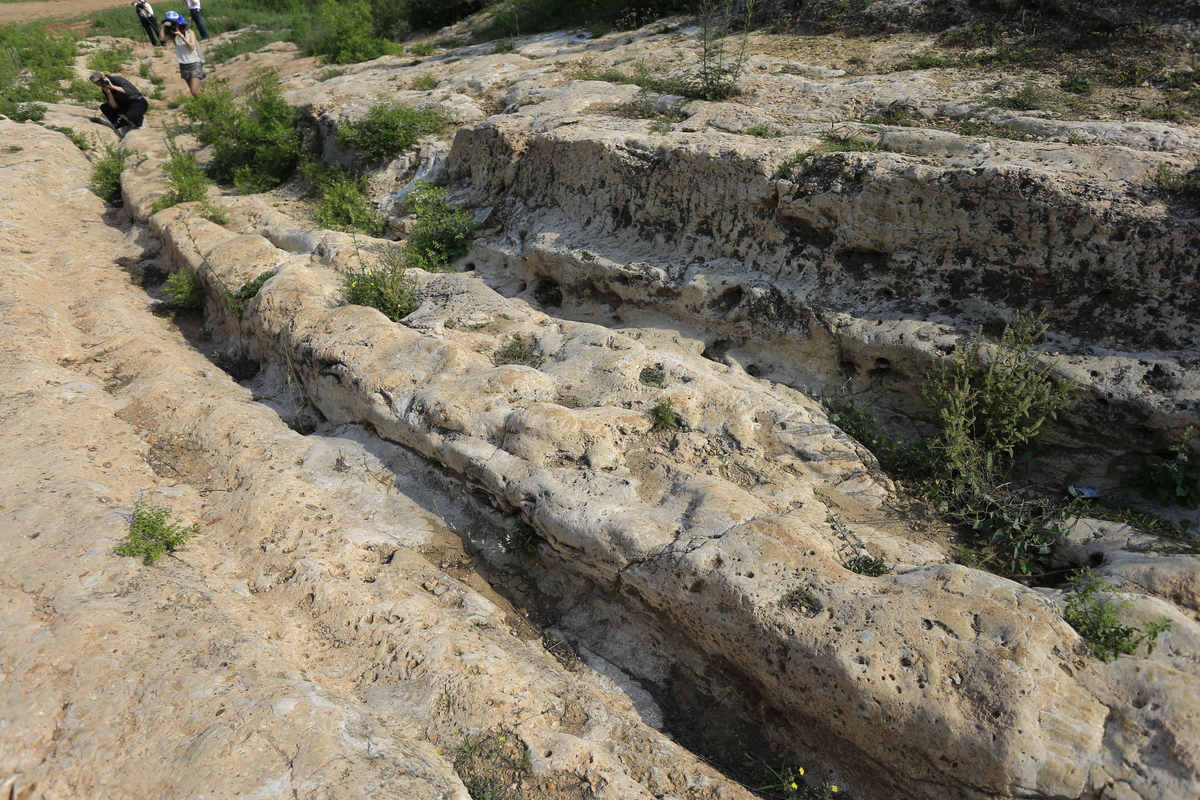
left=3, top=10, right=1200, bottom=800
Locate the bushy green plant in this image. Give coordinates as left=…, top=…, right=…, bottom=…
left=400, top=182, right=477, bottom=271
left=450, top=726, right=533, bottom=800
left=165, top=269, right=206, bottom=309
left=302, top=160, right=385, bottom=236
left=9, top=102, right=46, bottom=122
left=1063, top=571, right=1171, bottom=662
left=691, top=0, right=755, bottom=101
left=336, top=101, right=454, bottom=163
left=650, top=397, right=678, bottom=429
left=413, top=71, right=438, bottom=90
left=924, top=315, right=1073, bottom=460
left=227, top=271, right=276, bottom=318
left=91, top=142, right=132, bottom=203
left=500, top=521, right=540, bottom=558
left=116, top=500, right=198, bottom=565
left=1123, top=428, right=1200, bottom=509
left=85, top=45, right=132, bottom=74
left=773, top=149, right=814, bottom=180
left=182, top=68, right=301, bottom=192
left=991, top=84, right=1052, bottom=111
left=343, top=256, right=418, bottom=322
left=494, top=335, right=536, bottom=366
left=408, top=41, right=435, bottom=56
left=1059, top=73, right=1096, bottom=94
left=307, top=0, right=400, bottom=64
left=533, top=278, right=562, bottom=307
left=151, top=138, right=213, bottom=214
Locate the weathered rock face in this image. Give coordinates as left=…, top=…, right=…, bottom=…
left=89, top=107, right=1200, bottom=800
left=227, top=30, right=1200, bottom=463
left=4, top=11, right=1200, bottom=800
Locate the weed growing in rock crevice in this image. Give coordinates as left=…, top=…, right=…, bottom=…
left=821, top=314, right=1074, bottom=576
left=336, top=101, right=454, bottom=164
left=151, top=136, right=226, bottom=223
left=227, top=271, right=276, bottom=319
left=650, top=397, right=679, bottom=430
left=449, top=727, right=533, bottom=800
left=343, top=254, right=418, bottom=322
left=1063, top=570, right=1171, bottom=662
left=116, top=500, right=198, bottom=565
left=1121, top=427, right=1200, bottom=510
left=494, top=335, right=536, bottom=366
left=400, top=182, right=477, bottom=272
left=164, top=268, right=206, bottom=309
left=301, top=159, right=384, bottom=236
left=91, top=143, right=133, bottom=204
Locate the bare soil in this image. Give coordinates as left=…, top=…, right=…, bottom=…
left=0, top=0, right=130, bottom=25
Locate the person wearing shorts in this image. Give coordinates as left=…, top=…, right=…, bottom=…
left=161, top=11, right=205, bottom=97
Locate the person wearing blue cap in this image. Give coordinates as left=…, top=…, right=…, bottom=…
left=161, top=11, right=205, bottom=96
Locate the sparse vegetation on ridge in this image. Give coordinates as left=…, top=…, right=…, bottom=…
left=116, top=500, right=198, bottom=565
left=336, top=101, right=455, bottom=164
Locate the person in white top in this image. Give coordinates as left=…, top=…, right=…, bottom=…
left=185, top=0, right=211, bottom=40
left=130, top=0, right=160, bottom=46
left=160, top=11, right=205, bottom=96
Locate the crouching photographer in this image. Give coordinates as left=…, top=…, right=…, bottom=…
left=88, top=71, right=147, bottom=137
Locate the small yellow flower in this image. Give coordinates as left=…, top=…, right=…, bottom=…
left=798, top=768, right=804, bottom=776
left=831, top=787, right=838, bottom=793
left=499, top=736, right=507, bottom=742
left=790, top=782, right=798, bottom=790
left=434, top=748, right=442, bottom=754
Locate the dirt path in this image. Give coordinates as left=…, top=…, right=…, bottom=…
left=0, top=0, right=131, bottom=25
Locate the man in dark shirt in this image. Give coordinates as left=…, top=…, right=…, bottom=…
left=89, top=71, right=148, bottom=137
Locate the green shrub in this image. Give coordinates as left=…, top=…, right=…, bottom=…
left=691, top=0, right=755, bottom=101
left=500, top=521, right=540, bottom=558
left=898, top=51, right=949, bottom=70
left=650, top=397, right=678, bottom=429
left=408, top=41, right=435, bottom=56
left=151, top=138, right=213, bottom=214
left=494, top=335, right=536, bottom=366
left=924, top=315, right=1073, bottom=460
left=336, top=101, right=454, bottom=163
left=91, top=142, right=132, bottom=203
left=400, top=182, right=476, bottom=271
left=116, top=500, right=197, bottom=565
left=413, top=71, right=438, bottom=90
left=1123, top=428, right=1200, bottom=509
left=779, top=586, right=819, bottom=613
left=227, top=271, right=276, bottom=318
left=533, top=279, right=562, bottom=307
left=302, top=160, right=385, bottom=236
left=343, top=256, right=418, bottom=322
left=307, top=0, right=400, bottom=64
left=772, top=149, right=813, bottom=180
left=9, top=102, right=47, bottom=122
left=86, top=45, right=132, bottom=74
left=182, top=68, right=301, bottom=192
left=1059, top=73, right=1096, bottom=94
left=1063, top=571, right=1171, bottom=662
left=165, top=269, right=207, bottom=309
